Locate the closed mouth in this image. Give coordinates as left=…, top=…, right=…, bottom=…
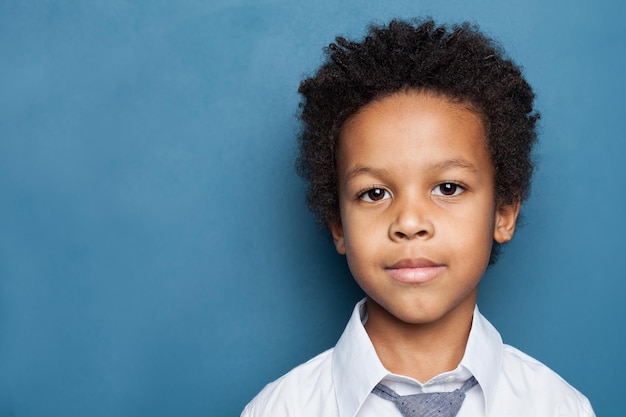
left=385, top=258, right=446, bottom=284
left=386, top=258, right=443, bottom=269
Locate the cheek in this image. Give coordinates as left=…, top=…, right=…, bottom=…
left=445, top=205, right=495, bottom=250
left=343, top=228, right=377, bottom=271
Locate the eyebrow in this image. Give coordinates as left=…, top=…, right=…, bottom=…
left=429, top=158, right=479, bottom=173
left=343, top=158, right=479, bottom=183
left=344, top=166, right=390, bottom=183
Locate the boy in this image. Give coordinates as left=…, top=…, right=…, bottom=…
left=242, top=19, right=595, bottom=416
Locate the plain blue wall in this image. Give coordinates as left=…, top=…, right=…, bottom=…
left=1, top=0, right=624, bottom=416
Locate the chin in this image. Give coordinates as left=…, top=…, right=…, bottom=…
left=385, top=305, right=448, bottom=325
left=397, top=312, right=447, bottom=325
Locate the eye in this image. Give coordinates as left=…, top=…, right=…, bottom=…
left=432, top=182, right=464, bottom=197
left=359, top=187, right=390, bottom=202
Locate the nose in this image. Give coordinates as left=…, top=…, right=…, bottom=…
left=388, top=196, right=434, bottom=241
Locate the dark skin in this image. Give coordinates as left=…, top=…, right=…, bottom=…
left=364, top=291, right=475, bottom=382
left=330, top=92, right=520, bottom=382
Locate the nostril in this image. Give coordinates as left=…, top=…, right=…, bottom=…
left=389, top=215, right=433, bottom=240
left=394, top=231, right=407, bottom=239
left=394, top=229, right=428, bottom=240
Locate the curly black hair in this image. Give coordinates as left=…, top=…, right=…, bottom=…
left=296, top=18, right=539, bottom=263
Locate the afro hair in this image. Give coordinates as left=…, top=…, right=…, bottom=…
left=296, top=18, right=539, bottom=263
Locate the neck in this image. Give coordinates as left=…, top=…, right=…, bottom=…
left=364, top=293, right=476, bottom=383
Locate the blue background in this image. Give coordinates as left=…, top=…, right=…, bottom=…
left=1, top=0, right=624, bottom=416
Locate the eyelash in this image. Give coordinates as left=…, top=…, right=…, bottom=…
left=357, top=187, right=390, bottom=202
left=357, top=182, right=466, bottom=202
left=432, top=182, right=466, bottom=197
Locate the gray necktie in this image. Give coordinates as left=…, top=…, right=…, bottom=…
left=372, top=376, right=478, bottom=417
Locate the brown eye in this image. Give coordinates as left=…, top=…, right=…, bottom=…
left=360, top=188, right=390, bottom=202
left=434, top=183, right=463, bottom=196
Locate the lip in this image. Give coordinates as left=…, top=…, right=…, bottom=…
left=385, top=258, right=446, bottom=284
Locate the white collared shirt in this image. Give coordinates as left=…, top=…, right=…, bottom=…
left=242, top=299, right=595, bottom=417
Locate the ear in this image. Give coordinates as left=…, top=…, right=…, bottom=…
left=493, top=200, right=521, bottom=244
left=330, top=219, right=346, bottom=255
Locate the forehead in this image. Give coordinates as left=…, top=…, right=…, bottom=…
left=336, top=91, right=492, bottom=177
left=341, top=90, right=485, bottom=138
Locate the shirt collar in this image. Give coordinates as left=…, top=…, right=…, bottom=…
left=460, top=305, right=503, bottom=415
left=332, top=299, right=388, bottom=417
left=332, top=299, right=503, bottom=417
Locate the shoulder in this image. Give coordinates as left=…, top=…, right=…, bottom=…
left=495, top=344, right=595, bottom=416
left=240, top=348, right=338, bottom=417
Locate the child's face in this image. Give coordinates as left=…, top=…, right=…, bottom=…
left=331, top=91, right=519, bottom=325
